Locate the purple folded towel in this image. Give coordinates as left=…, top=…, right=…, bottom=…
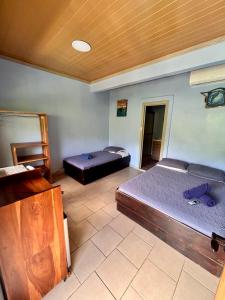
left=183, top=183, right=210, bottom=200
left=199, top=194, right=216, bottom=207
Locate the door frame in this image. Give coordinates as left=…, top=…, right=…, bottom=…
left=139, top=100, right=169, bottom=169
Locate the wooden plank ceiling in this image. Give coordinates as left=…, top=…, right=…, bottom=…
left=1, top=0, right=225, bottom=82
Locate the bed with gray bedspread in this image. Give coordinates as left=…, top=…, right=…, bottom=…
left=64, top=151, right=122, bottom=170
left=118, top=166, right=225, bottom=238
left=63, top=147, right=131, bottom=184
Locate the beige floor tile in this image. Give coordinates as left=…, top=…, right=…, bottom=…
left=121, top=287, right=143, bottom=300
left=100, top=191, right=116, bottom=204
left=91, top=180, right=115, bottom=193
left=67, top=205, right=93, bottom=223
left=69, top=220, right=97, bottom=246
left=109, top=214, right=135, bottom=238
left=62, top=191, right=74, bottom=202
left=148, top=240, right=184, bottom=281
left=84, top=197, right=107, bottom=212
left=66, top=194, right=90, bottom=208
left=132, top=260, right=176, bottom=300
left=118, top=232, right=151, bottom=268
left=59, top=180, right=84, bottom=194
left=69, top=238, right=78, bottom=253
left=103, top=202, right=120, bottom=218
left=67, top=215, right=76, bottom=227
left=92, top=226, right=123, bottom=256
left=183, top=258, right=219, bottom=293
left=173, top=271, right=214, bottom=300
left=62, top=201, right=72, bottom=214
left=71, top=241, right=105, bottom=283
left=133, top=224, right=159, bottom=247
left=96, top=249, right=137, bottom=299
left=87, top=210, right=113, bottom=230
left=43, top=273, right=80, bottom=300
left=69, top=272, right=114, bottom=300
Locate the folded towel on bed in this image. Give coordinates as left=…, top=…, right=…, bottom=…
left=199, top=194, right=216, bottom=207
left=183, top=183, right=216, bottom=207
left=183, top=183, right=210, bottom=199
left=80, top=153, right=94, bottom=160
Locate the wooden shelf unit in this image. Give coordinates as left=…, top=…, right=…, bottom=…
left=10, top=141, right=48, bottom=148
left=17, top=154, right=48, bottom=164
left=0, top=110, right=52, bottom=182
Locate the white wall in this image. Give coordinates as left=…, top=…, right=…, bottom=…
left=109, top=73, right=225, bottom=170
left=0, top=116, right=41, bottom=167
left=0, top=58, right=109, bottom=172
left=1, top=58, right=225, bottom=173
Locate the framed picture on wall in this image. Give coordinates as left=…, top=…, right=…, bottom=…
left=201, top=88, right=225, bottom=108
left=117, top=99, right=128, bottom=117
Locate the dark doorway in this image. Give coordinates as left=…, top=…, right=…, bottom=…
left=141, top=105, right=166, bottom=170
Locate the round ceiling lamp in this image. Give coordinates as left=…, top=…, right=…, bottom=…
left=72, top=40, right=91, bottom=52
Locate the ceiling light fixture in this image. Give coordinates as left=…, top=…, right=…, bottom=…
left=72, top=40, right=91, bottom=52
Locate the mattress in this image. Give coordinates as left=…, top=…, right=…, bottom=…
left=64, top=151, right=122, bottom=170
left=118, top=166, right=225, bottom=238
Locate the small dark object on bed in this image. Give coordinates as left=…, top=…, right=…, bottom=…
left=183, top=183, right=210, bottom=199
left=81, top=153, right=94, bottom=160
left=187, top=200, right=200, bottom=206
left=199, top=194, right=216, bottom=207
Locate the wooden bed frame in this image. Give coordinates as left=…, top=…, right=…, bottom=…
left=116, top=189, right=225, bottom=277
left=63, top=155, right=131, bottom=185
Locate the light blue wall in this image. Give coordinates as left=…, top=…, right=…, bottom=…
left=109, top=73, right=225, bottom=170
left=1, top=58, right=225, bottom=172
left=0, top=58, right=109, bottom=171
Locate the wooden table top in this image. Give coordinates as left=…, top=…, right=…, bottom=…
left=0, top=169, right=52, bottom=207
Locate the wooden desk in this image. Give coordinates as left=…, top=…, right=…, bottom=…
left=0, top=170, right=67, bottom=299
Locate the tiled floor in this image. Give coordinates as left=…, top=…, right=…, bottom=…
left=44, top=167, right=219, bottom=300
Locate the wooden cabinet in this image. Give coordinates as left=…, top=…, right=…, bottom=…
left=0, top=170, right=67, bottom=300
left=215, top=266, right=225, bottom=300
left=151, top=139, right=161, bottom=161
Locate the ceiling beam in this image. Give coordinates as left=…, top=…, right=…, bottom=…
left=90, top=40, right=225, bottom=92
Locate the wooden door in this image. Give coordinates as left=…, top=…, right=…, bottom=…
left=142, top=111, right=154, bottom=156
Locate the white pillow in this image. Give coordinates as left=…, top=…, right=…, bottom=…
left=157, top=164, right=188, bottom=173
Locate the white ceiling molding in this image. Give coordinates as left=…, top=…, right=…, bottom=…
left=90, top=41, right=225, bottom=92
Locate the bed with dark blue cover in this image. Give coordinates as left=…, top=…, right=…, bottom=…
left=63, top=148, right=130, bottom=184
left=116, top=161, right=225, bottom=276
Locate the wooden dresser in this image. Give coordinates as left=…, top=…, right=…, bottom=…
left=0, top=170, right=67, bottom=300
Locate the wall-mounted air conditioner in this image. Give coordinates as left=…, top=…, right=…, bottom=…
left=190, top=64, right=225, bottom=86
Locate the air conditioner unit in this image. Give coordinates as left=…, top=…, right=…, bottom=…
left=190, top=64, right=225, bottom=86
